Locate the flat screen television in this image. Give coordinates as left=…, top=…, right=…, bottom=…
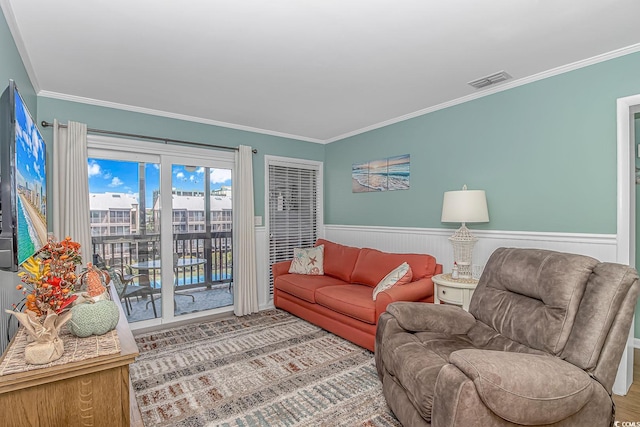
left=0, top=80, right=47, bottom=271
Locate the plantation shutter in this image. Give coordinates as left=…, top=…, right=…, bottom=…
left=268, top=162, right=319, bottom=297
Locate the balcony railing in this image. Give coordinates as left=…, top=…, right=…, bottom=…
left=91, top=231, right=232, bottom=291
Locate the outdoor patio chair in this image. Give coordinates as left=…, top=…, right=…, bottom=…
left=106, top=267, right=158, bottom=318
left=173, top=253, right=196, bottom=303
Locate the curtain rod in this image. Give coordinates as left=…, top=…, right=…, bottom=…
left=40, top=121, right=257, bottom=154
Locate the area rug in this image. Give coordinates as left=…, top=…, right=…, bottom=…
left=131, top=309, right=401, bottom=427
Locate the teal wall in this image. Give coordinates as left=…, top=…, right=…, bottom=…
left=325, top=53, right=640, bottom=338
left=36, top=97, right=324, bottom=218
left=325, top=52, right=640, bottom=234
left=0, top=10, right=35, bottom=115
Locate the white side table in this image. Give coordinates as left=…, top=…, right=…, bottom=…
left=433, top=273, right=479, bottom=312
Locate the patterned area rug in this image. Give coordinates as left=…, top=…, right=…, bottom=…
left=131, top=310, right=400, bottom=426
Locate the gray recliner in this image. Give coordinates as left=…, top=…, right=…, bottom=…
left=375, top=247, right=640, bottom=427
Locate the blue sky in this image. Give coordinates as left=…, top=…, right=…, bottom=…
left=15, top=87, right=46, bottom=192
left=87, top=159, right=232, bottom=207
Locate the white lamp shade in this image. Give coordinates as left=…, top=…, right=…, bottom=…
left=441, top=189, right=489, bottom=223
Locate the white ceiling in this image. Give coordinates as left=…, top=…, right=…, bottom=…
left=3, top=0, right=640, bottom=143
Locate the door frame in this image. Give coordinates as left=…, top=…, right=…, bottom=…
left=615, top=93, right=640, bottom=394
left=264, top=155, right=324, bottom=303
left=88, top=135, right=235, bottom=329
left=159, top=154, right=234, bottom=323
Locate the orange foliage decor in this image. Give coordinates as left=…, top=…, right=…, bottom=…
left=79, top=262, right=108, bottom=298
left=15, top=236, right=82, bottom=316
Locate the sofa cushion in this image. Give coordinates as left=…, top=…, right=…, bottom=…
left=315, top=239, right=361, bottom=282
left=275, top=274, right=346, bottom=303
left=372, top=263, right=413, bottom=301
left=289, top=245, right=324, bottom=275
left=315, top=285, right=377, bottom=324
left=352, top=248, right=437, bottom=287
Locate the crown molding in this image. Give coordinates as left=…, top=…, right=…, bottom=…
left=324, top=43, right=640, bottom=144
left=37, top=90, right=325, bottom=144
left=0, top=0, right=41, bottom=93
left=31, top=41, right=640, bottom=146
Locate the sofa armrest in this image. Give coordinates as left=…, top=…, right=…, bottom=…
left=272, top=260, right=292, bottom=280
left=374, top=276, right=432, bottom=315
left=450, top=349, right=593, bottom=425
left=385, top=301, right=476, bottom=335
left=376, top=277, right=433, bottom=304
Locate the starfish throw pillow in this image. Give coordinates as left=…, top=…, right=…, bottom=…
left=289, top=245, right=325, bottom=275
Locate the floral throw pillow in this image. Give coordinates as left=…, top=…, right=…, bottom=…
left=372, top=262, right=413, bottom=300
left=289, top=245, right=324, bottom=275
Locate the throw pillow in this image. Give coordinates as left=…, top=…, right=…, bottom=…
left=289, top=245, right=324, bottom=275
left=372, top=262, right=413, bottom=300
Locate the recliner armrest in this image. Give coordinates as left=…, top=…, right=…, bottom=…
left=450, top=349, right=593, bottom=425
left=386, top=301, right=476, bottom=335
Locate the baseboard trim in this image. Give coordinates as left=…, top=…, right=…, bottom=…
left=260, top=302, right=275, bottom=311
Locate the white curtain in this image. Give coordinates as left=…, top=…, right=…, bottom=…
left=52, top=120, right=92, bottom=265
left=233, top=145, right=259, bottom=316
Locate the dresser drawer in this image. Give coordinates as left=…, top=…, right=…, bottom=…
left=437, top=285, right=463, bottom=304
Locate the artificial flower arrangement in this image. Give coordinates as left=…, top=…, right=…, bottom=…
left=4, top=235, right=82, bottom=364
left=14, top=235, right=82, bottom=316
left=6, top=236, right=119, bottom=364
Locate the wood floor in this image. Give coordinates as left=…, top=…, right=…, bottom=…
left=613, top=348, right=640, bottom=422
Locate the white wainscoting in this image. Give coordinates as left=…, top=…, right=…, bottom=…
left=323, top=225, right=618, bottom=274
left=255, top=226, right=274, bottom=311
left=256, top=224, right=618, bottom=310
left=0, top=270, right=24, bottom=354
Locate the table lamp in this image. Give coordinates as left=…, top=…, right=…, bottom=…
left=441, top=185, right=489, bottom=279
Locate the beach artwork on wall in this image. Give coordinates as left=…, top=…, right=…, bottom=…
left=352, top=154, right=410, bottom=193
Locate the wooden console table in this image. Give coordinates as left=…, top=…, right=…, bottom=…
left=0, top=285, right=139, bottom=427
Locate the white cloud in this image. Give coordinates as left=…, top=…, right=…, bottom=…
left=30, top=128, right=41, bottom=161
left=88, top=161, right=101, bottom=177
left=176, top=172, right=185, bottom=179
left=196, top=167, right=205, bottom=174
left=210, top=169, right=231, bottom=184
left=108, top=177, right=123, bottom=187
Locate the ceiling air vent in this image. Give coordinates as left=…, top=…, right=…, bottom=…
left=468, top=71, right=512, bottom=89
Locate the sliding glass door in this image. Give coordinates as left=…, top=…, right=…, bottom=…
left=168, top=160, right=233, bottom=318
left=88, top=138, right=235, bottom=327
left=87, top=154, right=163, bottom=323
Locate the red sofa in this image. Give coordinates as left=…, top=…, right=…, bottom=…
left=272, top=239, right=441, bottom=351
